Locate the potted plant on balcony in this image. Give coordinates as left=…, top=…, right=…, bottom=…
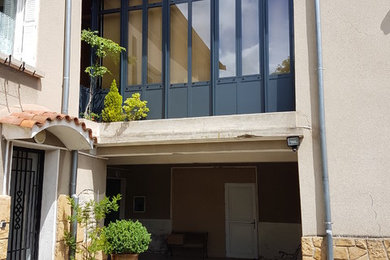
left=102, top=219, right=151, bottom=260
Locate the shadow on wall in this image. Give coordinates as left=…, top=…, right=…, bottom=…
left=0, top=65, right=41, bottom=114
left=381, top=9, right=390, bottom=34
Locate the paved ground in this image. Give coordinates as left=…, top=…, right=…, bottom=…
left=139, top=253, right=249, bottom=260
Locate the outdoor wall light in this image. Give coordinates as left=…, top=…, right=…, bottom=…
left=287, top=136, right=300, bottom=152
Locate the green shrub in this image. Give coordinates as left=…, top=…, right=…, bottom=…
left=102, top=220, right=151, bottom=255
left=102, top=80, right=124, bottom=122
left=123, top=93, right=149, bottom=121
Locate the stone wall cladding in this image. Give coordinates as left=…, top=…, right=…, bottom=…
left=55, top=194, right=71, bottom=260
left=55, top=194, right=106, bottom=260
left=302, top=236, right=390, bottom=260
left=0, top=196, right=10, bottom=260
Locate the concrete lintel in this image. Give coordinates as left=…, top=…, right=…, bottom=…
left=107, top=151, right=297, bottom=165
left=97, top=140, right=292, bottom=157
left=97, top=112, right=305, bottom=146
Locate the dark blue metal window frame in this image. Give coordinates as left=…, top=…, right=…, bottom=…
left=90, top=0, right=295, bottom=119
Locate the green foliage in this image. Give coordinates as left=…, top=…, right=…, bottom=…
left=81, top=29, right=125, bottom=118
left=102, top=220, right=151, bottom=255
left=80, top=112, right=101, bottom=122
left=101, top=80, right=125, bottom=122
left=64, top=194, right=121, bottom=260
left=274, top=56, right=290, bottom=74
left=123, top=93, right=149, bottom=121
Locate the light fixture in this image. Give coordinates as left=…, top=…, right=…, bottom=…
left=287, top=136, right=300, bottom=152
left=33, top=130, right=46, bottom=144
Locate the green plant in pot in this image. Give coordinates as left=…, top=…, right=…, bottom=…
left=102, top=220, right=151, bottom=260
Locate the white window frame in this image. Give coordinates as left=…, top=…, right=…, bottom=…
left=0, top=0, right=39, bottom=66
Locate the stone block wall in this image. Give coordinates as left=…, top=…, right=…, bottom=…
left=0, top=196, right=10, bottom=260
left=55, top=194, right=107, bottom=260
left=302, top=236, right=390, bottom=260
left=55, top=194, right=71, bottom=260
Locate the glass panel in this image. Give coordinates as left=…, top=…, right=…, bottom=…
left=219, top=0, right=236, bottom=77
left=242, top=0, right=259, bottom=75
left=0, top=0, right=16, bottom=54
left=129, top=0, right=142, bottom=6
left=170, top=3, right=188, bottom=84
left=192, top=0, right=210, bottom=82
left=128, top=10, right=142, bottom=85
left=103, top=0, right=120, bottom=9
left=102, top=13, right=121, bottom=89
left=148, top=7, right=162, bottom=83
left=268, top=0, right=290, bottom=75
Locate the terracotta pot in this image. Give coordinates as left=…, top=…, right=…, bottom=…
left=111, top=253, right=139, bottom=260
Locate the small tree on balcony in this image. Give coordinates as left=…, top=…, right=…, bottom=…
left=81, top=29, right=125, bottom=118
left=101, top=80, right=124, bottom=122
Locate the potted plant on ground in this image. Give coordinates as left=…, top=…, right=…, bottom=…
left=102, top=220, right=151, bottom=260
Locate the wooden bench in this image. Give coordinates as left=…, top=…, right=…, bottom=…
left=167, top=232, right=208, bottom=259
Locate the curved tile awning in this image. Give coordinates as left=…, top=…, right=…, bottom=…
left=0, top=110, right=97, bottom=150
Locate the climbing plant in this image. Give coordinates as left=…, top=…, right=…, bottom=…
left=64, top=194, right=121, bottom=260
left=81, top=29, right=125, bottom=118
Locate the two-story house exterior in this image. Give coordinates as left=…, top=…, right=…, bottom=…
left=0, top=0, right=389, bottom=259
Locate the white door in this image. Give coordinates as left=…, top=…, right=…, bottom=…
left=225, top=183, right=258, bottom=259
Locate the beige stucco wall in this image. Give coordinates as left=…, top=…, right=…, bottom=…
left=295, top=0, right=390, bottom=237
left=0, top=0, right=81, bottom=117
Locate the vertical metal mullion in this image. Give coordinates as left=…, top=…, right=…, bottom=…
left=187, top=0, right=192, bottom=116
left=259, top=0, right=265, bottom=113
left=263, top=0, right=269, bottom=112
left=30, top=156, right=39, bottom=258
left=289, top=0, right=295, bottom=111
left=163, top=0, right=170, bottom=118
left=235, top=0, right=241, bottom=114
left=236, top=0, right=242, bottom=77
left=142, top=0, right=148, bottom=85
left=19, top=152, right=29, bottom=256
left=31, top=154, right=39, bottom=259
left=120, top=0, right=129, bottom=98
left=211, top=0, right=217, bottom=116
left=21, top=158, right=32, bottom=257
left=15, top=152, right=25, bottom=259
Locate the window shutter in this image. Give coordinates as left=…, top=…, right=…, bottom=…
left=21, top=0, right=38, bottom=66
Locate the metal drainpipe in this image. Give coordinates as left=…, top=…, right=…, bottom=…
left=62, top=1, right=78, bottom=259
left=69, top=150, right=79, bottom=259
left=313, top=0, right=333, bottom=259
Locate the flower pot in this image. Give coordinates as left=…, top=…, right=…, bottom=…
left=112, top=253, right=139, bottom=260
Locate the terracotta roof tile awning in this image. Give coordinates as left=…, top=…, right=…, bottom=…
left=0, top=110, right=97, bottom=150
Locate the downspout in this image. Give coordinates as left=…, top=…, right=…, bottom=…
left=62, top=0, right=71, bottom=115
left=313, top=0, right=333, bottom=259
left=62, top=1, right=78, bottom=259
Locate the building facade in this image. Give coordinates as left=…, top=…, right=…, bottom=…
left=0, top=0, right=389, bottom=259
